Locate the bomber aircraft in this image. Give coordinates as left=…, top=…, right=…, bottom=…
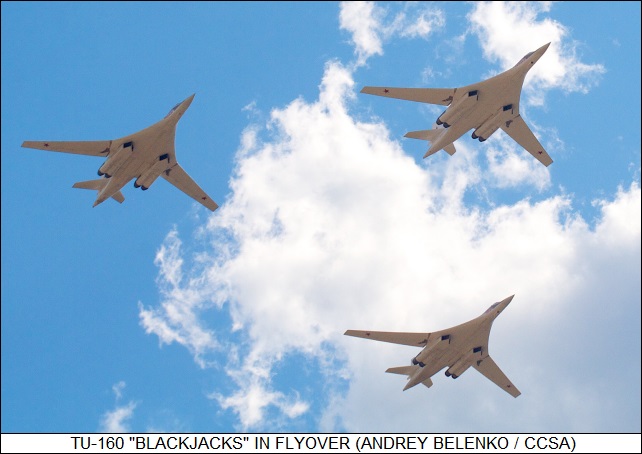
left=361, top=43, right=553, bottom=166
left=345, top=295, right=521, bottom=397
left=22, top=94, right=219, bottom=211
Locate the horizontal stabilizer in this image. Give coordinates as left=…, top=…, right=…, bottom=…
left=111, top=191, right=125, bottom=204
left=421, top=378, right=433, bottom=388
left=72, top=179, right=108, bottom=190
left=386, top=366, right=416, bottom=376
left=404, top=129, right=441, bottom=141
left=72, top=178, right=124, bottom=204
left=405, top=129, right=456, bottom=157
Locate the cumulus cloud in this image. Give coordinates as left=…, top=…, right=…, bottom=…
left=140, top=56, right=640, bottom=431
left=100, top=402, right=137, bottom=433
left=340, top=1, right=445, bottom=66
left=211, top=379, right=309, bottom=430
left=138, top=3, right=638, bottom=432
left=484, top=131, right=552, bottom=191
left=467, top=1, right=605, bottom=103
left=339, top=2, right=384, bottom=65
left=138, top=229, right=219, bottom=368
left=99, top=382, right=137, bottom=433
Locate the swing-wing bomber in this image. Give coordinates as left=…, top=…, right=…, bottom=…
left=22, top=94, right=218, bottom=211
left=345, top=295, right=520, bottom=397
left=361, top=43, right=553, bottom=166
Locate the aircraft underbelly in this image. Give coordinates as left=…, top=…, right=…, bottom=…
left=441, top=118, right=474, bottom=144
left=418, top=342, right=462, bottom=377
left=120, top=154, right=148, bottom=179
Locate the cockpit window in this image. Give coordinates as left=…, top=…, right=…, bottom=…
left=484, top=302, right=501, bottom=314
left=165, top=102, right=182, bottom=119
left=515, top=51, right=534, bottom=67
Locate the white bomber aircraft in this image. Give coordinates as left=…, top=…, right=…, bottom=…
left=22, top=94, right=218, bottom=211
left=361, top=43, right=553, bottom=166
left=345, top=295, right=521, bottom=397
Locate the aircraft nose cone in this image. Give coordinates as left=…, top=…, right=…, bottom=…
left=497, top=294, right=515, bottom=313
left=534, top=42, right=551, bottom=59
left=182, top=93, right=195, bottom=109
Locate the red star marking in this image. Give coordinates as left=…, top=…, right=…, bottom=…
left=384, top=89, right=389, bottom=93
left=202, top=197, right=207, bottom=200
left=538, top=151, right=543, bottom=155
left=44, top=143, right=49, bottom=147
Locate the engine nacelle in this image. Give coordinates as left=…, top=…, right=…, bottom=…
left=413, top=334, right=451, bottom=366
left=445, top=346, right=483, bottom=379
left=437, top=90, right=479, bottom=128
left=134, top=154, right=170, bottom=190
left=472, top=104, right=514, bottom=142
left=98, top=141, right=134, bottom=177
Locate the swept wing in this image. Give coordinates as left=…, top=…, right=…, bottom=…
left=361, top=87, right=456, bottom=106
left=162, top=163, right=219, bottom=212
left=501, top=116, right=553, bottom=166
left=473, top=355, right=521, bottom=398
left=22, top=140, right=111, bottom=157
left=344, top=330, right=429, bottom=347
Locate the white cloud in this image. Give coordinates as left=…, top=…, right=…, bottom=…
left=138, top=229, right=219, bottom=368
left=138, top=3, right=638, bottom=432
left=340, top=2, right=445, bottom=66
left=99, top=381, right=138, bottom=433
left=100, top=402, right=137, bottom=433
left=211, top=378, right=309, bottom=430
left=396, top=9, right=445, bottom=40
left=484, top=131, right=552, bottom=191
left=339, top=2, right=384, bottom=65
left=112, top=381, right=126, bottom=401
left=141, top=55, right=640, bottom=431
left=467, top=1, right=605, bottom=103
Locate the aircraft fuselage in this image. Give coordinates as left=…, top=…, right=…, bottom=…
left=427, top=65, right=528, bottom=156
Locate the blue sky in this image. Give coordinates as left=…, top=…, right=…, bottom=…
left=2, top=1, right=640, bottom=434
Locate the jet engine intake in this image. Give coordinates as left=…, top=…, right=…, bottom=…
left=98, top=141, right=134, bottom=178
left=437, top=90, right=479, bottom=128
left=445, top=360, right=471, bottom=379
left=134, top=154, right=170, bottom=190
left=411, top=357, right=426, bottom=368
